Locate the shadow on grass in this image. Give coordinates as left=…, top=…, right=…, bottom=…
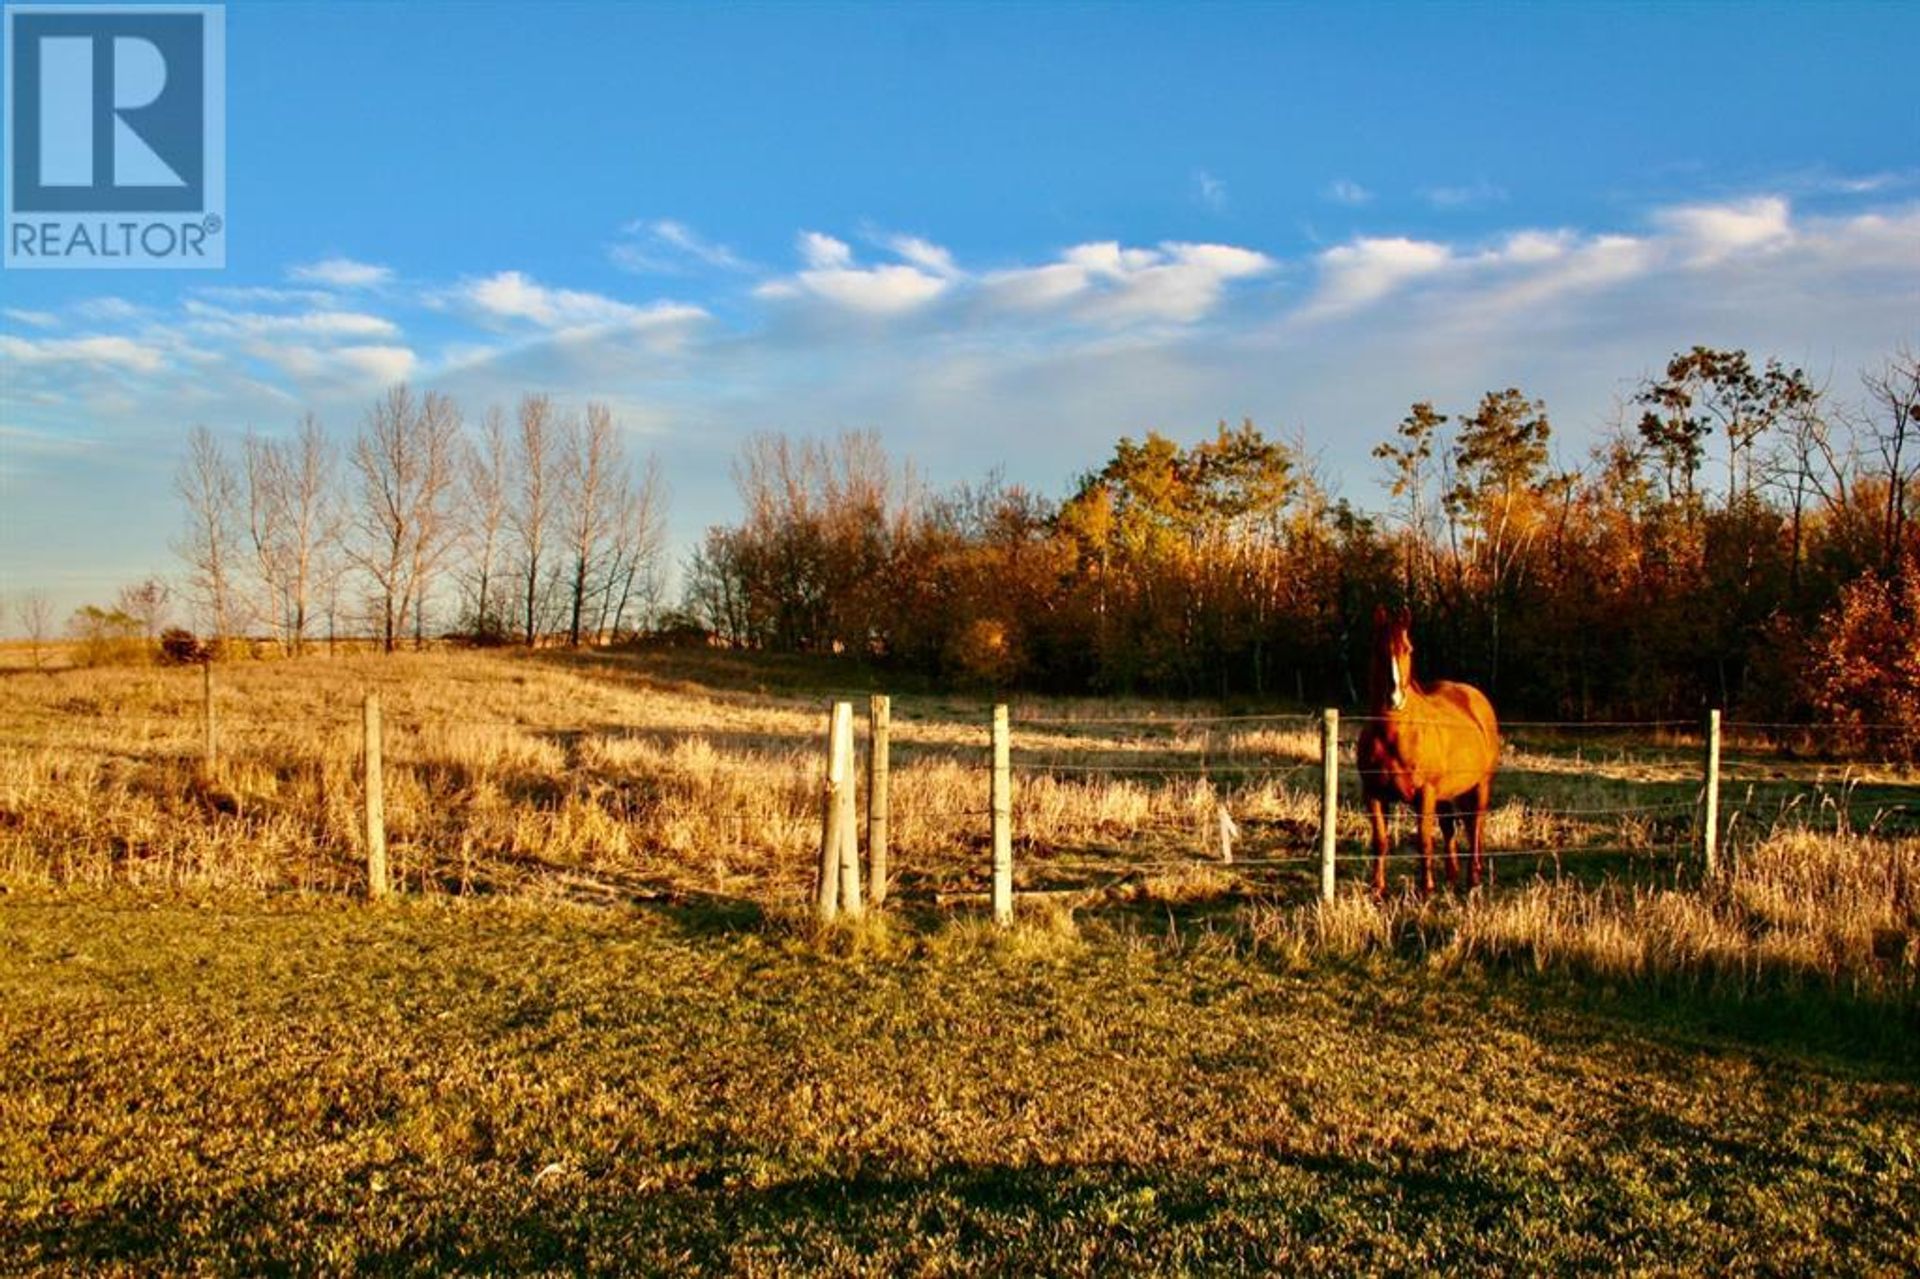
left=621, top=886, right=1920, bottom=1083
left=18, top=1147, right=1634, bottom=1275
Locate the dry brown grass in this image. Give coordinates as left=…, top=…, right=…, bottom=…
left=1250, top=828, right=1919, bottom=998
left=2, top=646, right=1915, bottom=997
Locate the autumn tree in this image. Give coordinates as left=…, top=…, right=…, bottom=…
left=1374, top=401, right=1446, bottom=597
left=1636, top=346, right=1814, bottom=511
left=1445, top=388, right=1552, bottom=690
left=1805, top=549, right=1920, bottom=760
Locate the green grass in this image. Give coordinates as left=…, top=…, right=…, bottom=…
left=3, top=893, right=1917, bottom=1275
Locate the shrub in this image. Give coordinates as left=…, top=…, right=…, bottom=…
left=158, top=628, right=207, bottom=665
left=1804, top=551, right=1920, bottom=759
left=67, top=605, right=148, bottom=668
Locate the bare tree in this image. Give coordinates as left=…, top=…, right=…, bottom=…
left=17, top=591, right=56, bottom=670
left=602, top=453, right=669, bottom=639
left=507, top=394, right=559, bottom=646
left=1861, top=346, right=1920, bottom=575
left=1763, top=381, right=1847, bottom=596
left=242, top=414, right=340, bottom=654
left=349, top=386, right=465, bottom=652
left=459, top=405, right=511, bottom=640
left=114, top=578, right=171, bottom=646
left=560, top=402, right=626, bottom=646
left=286, top=414, right=343, bottom=655
left=173, top=424, right=241, bottom=644
left=408, top=392, right=465, bottom=646
left=243, top=428, right=292, bottom=648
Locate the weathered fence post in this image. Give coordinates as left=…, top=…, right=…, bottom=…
left=1701, top=707, right=1722, bottom=879
left=363, top=691, right=389, bottom=899
left=1320, top=708, right=1339, bottom=902
left=836, top=703, right=863, bottom=918
left=1216, top=804, right=1238, bottom=864
left=991, top=704, right=1012, bottom=926
left=816, top=701, right=852, bottom=923
left=200, top=661, right=217, bottom=778
left=868, top=693, right=890, bottom=906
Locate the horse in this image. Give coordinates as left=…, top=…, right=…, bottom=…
left=1354, top=605, right=1500, bottom=897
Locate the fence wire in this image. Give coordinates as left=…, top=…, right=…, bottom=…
left=4, top=690, right=1911, bottom=907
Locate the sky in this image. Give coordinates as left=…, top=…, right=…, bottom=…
left=3, top=0, right=1918, bottom=623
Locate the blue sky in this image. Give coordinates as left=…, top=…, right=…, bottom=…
left=4, top=1, right=1918, bottom=621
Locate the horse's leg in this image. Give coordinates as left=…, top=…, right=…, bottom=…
left=1468, top=777, right=1491, bottom=888
left=1366, top=795, right=1390, bottom=899
left=1440, top=803, right=1462, bottom=886
left=1417, top=787, right=1438, bottom=896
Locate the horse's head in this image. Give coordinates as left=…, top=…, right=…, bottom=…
left=1370, top=604, right=1415, bottom=712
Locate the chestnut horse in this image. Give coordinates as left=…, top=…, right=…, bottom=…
left=1355, top=606, right=1500, bottom=896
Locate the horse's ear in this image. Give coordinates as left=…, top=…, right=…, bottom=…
left=1372, top=603, right=1389, bottom=627
left=1397, top=605, right=1412, bottom=628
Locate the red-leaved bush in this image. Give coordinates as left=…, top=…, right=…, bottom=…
left=1805, top=551, right=1920, bottom=760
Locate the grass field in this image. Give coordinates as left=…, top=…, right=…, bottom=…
left=2, top=646, right=1917, bottom=1272
left=2, top=894, right=1917, bottom=1275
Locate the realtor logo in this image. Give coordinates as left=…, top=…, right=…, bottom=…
left=5, top=3, right=225, bottom=267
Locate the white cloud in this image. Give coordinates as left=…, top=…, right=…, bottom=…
left=249, top=342, right=418, bottom=387
left=885, top=234, right=962, bottom=280
left=799, top=231, right=854, bottom=271
left=1487, top=230, right=1573, bottom=265
left=0, top=334, right=166, bottom=373
left=289, top=257, right=394, bottom=289
left=461, top=270, right=707, bottom=333
left=182, top=300, right=400, bottom=340
left=1300, top=236, right=1453, bottom=319
left=610, top=219, right=751, bottom=273
left=979, top=261, right=1090, bottom=310
left=1653, top=195, right=1794, bottom=265
left=778, top=263, right=949, bottom=314
left=756, top=232, right=952, bottom=315
left=1324, top=178, right=1372, bottom=206
left=982, top=240, right=1274, bottom=325
left=0, top=424, right=97, bottom=457
left=1294, top=196, right=1821, bottom=324
left=4, top=309, right=59, bottom=329
left=194, top=285, right=338, bottom=307
left=71, top=297, right=146, bottom=323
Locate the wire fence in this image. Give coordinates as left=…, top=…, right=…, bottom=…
left=2, top=686, right=1915, bottom=907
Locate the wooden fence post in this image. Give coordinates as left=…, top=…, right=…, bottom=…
left=1320, top=708, right=1339, bottom=902
left=868, top=694, right=890, bottom=906
left=1702, top=708, right=1722, bottom=879
left=363, top=691, right=389, bottom=899
left=991, top=704, right=1012, bottom=926
left=836, top=703, right=863, bottom=918
left=816, top=701, right=852, bottom=923
left=1216, top=804, right=1238, bottom=864
left=201, top=661, right=217, bottom=778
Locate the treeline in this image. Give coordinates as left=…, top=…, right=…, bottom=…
left=684, top=345, right=1919, bottom=731
left=168, top=387, right=667, bottom=654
